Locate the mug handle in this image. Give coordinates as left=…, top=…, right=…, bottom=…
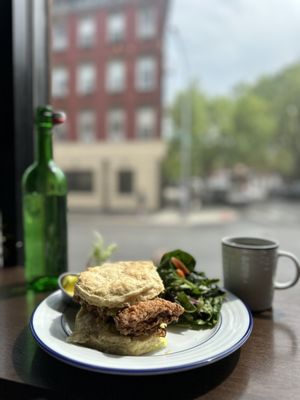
left=274, top=250, right=300, bottom=289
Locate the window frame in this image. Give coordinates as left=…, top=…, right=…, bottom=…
left=118, top=170, right=134, bottom=194
left=76, top=63, right=96, bottom=95
left=107, top=12, right=126, bottom=43
left=135, top=55, right=157, bottom=92
left=136, top=6, right=157, bottom=40
left=135, top=106, right=157, bottom=139
left=106, top=59, right=126, bottom=93
left=52, top=65, right=69, bottom=97
left=77, top=15, right=96, bottom=48
left=52, top=18, right=68, bottom=51
left=1, top=0, right=50, bottom=266
left=77, top=109, right=96, bottom=142
left=66, top=170, right=94, bottom=192
left=107, top=108, right=126, bottom=141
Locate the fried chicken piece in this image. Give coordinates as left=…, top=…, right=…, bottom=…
left=114, top=298, right=184, bottom=337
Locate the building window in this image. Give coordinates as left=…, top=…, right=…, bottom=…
left=106, top=60, right=126, bottom=93
left=52, top=20, right=68, bottom=51
left=118, top=170, right=134, bottom=194
left=107, top=109, right=126, bottom=141
left=136, top=107, right=156, bottom=139
left=66, top=171, right=93, bottom=192
left=54, top=120, right=68, bottom=142
left=52, top=66, right=69, bottom=98
left=107, top=13, right=125, bottom=42
left=136, top=7, right=156, bottom=39
left=135, top=56, right=157, bottom=92
left=77, top=16, right=96, bottom=48
left=77, top=63, right=96, bottom=95
left=77, top=110, right=96, bottom=142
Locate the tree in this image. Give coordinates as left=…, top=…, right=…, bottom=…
left=251, top=63, right=300, bottom=178
left=164, top=61, right=300, bottom=184
left=163, top=85, right=235, bottom=183
left=163, top=85, right=209, bottom=184
left=231, top=93, right=276, bottom=170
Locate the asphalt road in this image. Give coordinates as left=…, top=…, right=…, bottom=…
left=68, top=200, right=300, bottom=285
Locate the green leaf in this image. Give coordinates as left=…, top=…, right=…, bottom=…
left=159, top=249, right=196, bottom=272
left=157, top=249, right=225, bottom=330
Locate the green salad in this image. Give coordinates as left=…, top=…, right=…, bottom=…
left=157, top=249, right=225, bottom=330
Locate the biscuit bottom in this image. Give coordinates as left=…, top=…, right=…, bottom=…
left=67, top=306, right=167, bottom=356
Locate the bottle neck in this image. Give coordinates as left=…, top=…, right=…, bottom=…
left=36, top=126, right=53, bottom=164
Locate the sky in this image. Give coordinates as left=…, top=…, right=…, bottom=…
left=165, top=0, right=300, bottom=101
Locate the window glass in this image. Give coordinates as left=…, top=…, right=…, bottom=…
left=107, top=109, right=126, bottom=141
left=52, top=66, right=68, bottom=97
left=77, top=110, right=96, bottom=142
left=49, top=0, right=300, bottom=274
left=118, top=170, right=134, bottom=194
left=54, top=120, right=69, bottom=141
left=106, top=60, right=126, bottom=93
left=107, top=13, right=125, bottom=42
left=77, top=16, right=96, bottom=48
left=135, top=56, right=156, bottom=91
left=52, top=20, right=68, bottom=51
left=136, top=107, right=156, bottom=139
left=136, top=7, right=156, bottom=39
left=66, top=171, right=93, bottom=192
left=77, top=63, right=96, bottom=94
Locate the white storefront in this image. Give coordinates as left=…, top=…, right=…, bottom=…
left=54, top=140, right=167, bottom=212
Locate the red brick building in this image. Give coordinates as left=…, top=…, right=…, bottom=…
left=52, top=0, right=169, bottom=141
left=51, top=0, right=169, bottom=211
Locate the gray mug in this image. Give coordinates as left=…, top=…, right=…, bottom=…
left=222, top=237, right=300, bottom=312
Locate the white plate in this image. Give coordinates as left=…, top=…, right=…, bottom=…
left=30, top=290, right=252, bottom=376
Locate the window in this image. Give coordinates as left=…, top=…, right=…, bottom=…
left=106, top=60, right=126, bottom=93
left=77, top=110, right=96, bottom=142
left=136, top=7, right=156, bottom=39
left=107, top=13, right=125, bottom=42
left=54, top=120, right=68, bottom=141
left=77, top=16, right=96, bottom=48
left=77, top=63, right=96, bottom=95
left=52, top=20, right=68, bottom=51
left=52, top=66, right=68, bottom=97
left=118, top=170, right=134, bottom=194
left=136, top=107, right=156, bottom=139
left=66, top=171, right=93, bottom=192
left=107, top=109, right=126, bottom=141
left=135, top=56, right=157, bottom=91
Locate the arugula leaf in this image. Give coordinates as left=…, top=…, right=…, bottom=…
left=157, top=249, right=225, bottom=330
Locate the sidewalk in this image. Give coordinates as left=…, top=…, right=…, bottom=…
left=143, top=207, right=238, bottom=226
left=70, top=206, right=239, bottom=227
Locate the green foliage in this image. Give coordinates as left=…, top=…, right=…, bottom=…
left=164, top=84, right=236, bottom=181
left=251, top=64, right=300, bottom=178
left=232, top=94, right=275, bottom=169
left=164, top=62, right=300, bottom=182
left=162, top=136, right=181, bottom=185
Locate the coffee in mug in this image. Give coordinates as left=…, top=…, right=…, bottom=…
left=222, top=237, right=300, bottom=312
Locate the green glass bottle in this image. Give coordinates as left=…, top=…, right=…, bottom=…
left=22, top=105, right=68, bottom=292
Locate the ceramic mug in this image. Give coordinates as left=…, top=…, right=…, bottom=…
left=222, top=236, right=300, bottom=312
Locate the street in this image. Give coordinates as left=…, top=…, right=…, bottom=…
left=68, top=200, right=300, bottom=285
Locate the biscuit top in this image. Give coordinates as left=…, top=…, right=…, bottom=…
left=74, top=261, right=164, bottom=308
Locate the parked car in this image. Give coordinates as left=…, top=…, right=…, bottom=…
left=271, top=180, right=300, bottom=200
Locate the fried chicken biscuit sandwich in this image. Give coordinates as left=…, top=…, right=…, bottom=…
left=67, top=261, right=184, bottom=355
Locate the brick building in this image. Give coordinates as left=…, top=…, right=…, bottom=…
left=51, top=0, right=169, bottom=212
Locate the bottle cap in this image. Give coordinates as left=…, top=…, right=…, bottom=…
left=52, top=111, right=66, bottom=125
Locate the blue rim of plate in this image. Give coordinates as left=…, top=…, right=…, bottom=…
left=29, top=292, right=253, bottom=376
